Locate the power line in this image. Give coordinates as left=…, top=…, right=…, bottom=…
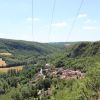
left=32, top=0, right=34, bottom=41
left=48, top=0, right=56, bottom=42
left=67, top=0, right=85, bottom=41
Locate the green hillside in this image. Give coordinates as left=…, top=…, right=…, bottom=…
left=49, top=41, right=100, bottom=72
left=0, top=39, right=100, bottom=100
left=0, top=38, right=60, bottom=55
left=69, top=41, right=100, bottom=57
left=0, top=38, right=61, bottom=66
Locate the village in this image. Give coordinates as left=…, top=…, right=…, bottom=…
left=0, top=57, right=85, bottom=98
left=34, top=63, right=84, bottom=81
left=0, top=56, right=84, bottom=80
left=31, top=63, right=85, bottom=99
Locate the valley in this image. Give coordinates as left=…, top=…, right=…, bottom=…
left=0, top=0, right=99, bottom=100
left=0, top=38, right=99, bottom=100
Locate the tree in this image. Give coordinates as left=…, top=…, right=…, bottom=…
left=81, top=64, right=100, bottom=100
left=7, top=77, right=19, bottom=88
left=55, top=60, right=65, bottom=68
left=36, top=78, right=52, bottom=90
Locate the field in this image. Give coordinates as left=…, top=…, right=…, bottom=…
left=0, top=52, right=12, bottom=56
left=0, top=66, right=23, bottom=73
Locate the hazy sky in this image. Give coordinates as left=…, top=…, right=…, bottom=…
left=0, top=0, right=100, bottom=42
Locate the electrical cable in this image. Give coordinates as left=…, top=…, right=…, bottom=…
left=67, top=0, right=85, bottom=41
left=48, top=0, right=56, bottom=42
left=32, top=0, right=34, bottom=41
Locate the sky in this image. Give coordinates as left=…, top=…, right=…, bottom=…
left=0, top=0, right=100, bottom=43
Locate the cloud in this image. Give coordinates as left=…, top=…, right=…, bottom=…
left=83, top=26, right=100, bottom=30
left=78, top=14, right=87, bottom=18
left=33, top=18, right=40, bottom=21
left=27, top=17, right=40, bottom=22
left=84, top=19, right=96, bottom=24
left=52, top=22, right=67, bottom=27
left=27, top=17, right=32, bottom=21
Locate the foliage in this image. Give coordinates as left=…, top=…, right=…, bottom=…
left=0, top=40, right=100, bottom=100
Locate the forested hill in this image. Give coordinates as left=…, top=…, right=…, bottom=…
left=68, top=41, right=100, bottom=57
left=49, top=41, right=100, bottom=72
left=49, top=42, right=76, bottom=48
left=0, top=38, right=61, bottom=56
left=0, top=38, right=100, bottom=66
left=0, top=38, right=99, bottom=58
left=0, top=38, right=62, bottom=66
